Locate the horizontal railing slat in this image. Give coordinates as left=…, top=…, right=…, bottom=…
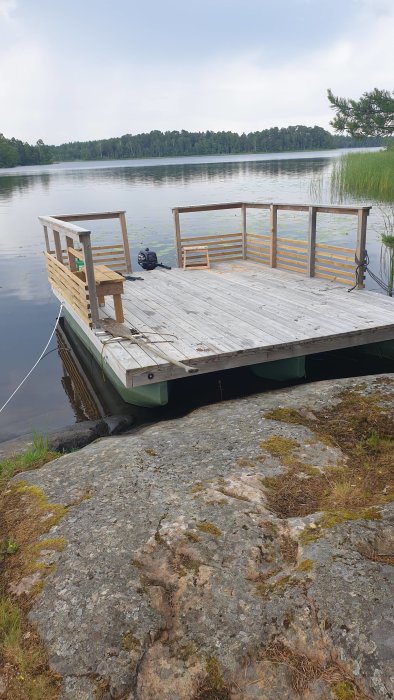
left=315, top=262, right=356, bottom=274
left=45, top=252, right=92, bottom=326
left=92, top=244, right=124, bottom=251
left=316, top=242, right=354, bottom=254
left=315, top=271, right=355, bottom=284
left=181, top=233, right=242, bottom=243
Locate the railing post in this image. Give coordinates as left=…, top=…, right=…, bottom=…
left=307, top=206, right=317, bottom=277
left=43, top=225, right=50, bottom=252
left=66, top=236, right=77, bottom=272
left=356, top=208, right=368, bottom=289
left=241, top=204, right=247, bottom=259
left=119, top=212, right=132, bottom=273
left=270, top=204, right=277, bottom=268
left=173, top=209, right=182, bottom=267
left=53, top=229, right=63, bottom=263
left=80, top=232, right=100, bottom=327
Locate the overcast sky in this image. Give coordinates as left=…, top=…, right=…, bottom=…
left=0, top=0, right=393, bottom=145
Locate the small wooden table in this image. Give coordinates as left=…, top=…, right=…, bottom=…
left=93, top=265, right=125, bottom=322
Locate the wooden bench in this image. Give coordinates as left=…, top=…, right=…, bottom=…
left=94, top=265, right=125, bottom=323
left=68, top=246, right=125, bottom=323
left=183, top=245, right=210, bottom=270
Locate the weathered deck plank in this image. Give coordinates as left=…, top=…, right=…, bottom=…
left=76, top=260, right=394, bottom=387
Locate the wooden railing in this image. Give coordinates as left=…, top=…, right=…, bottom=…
left=172, top=202, right=371, bottom=288
left=51, top=211, right=132, bottom=275
left=45, top=251, right=93, bottom=327
left=39, top=211, right=132, bottom=328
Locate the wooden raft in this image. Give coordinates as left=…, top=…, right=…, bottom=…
left=89, top=259, right=394, bottom=389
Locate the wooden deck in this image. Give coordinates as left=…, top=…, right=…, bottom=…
left=40, top=204, right=394, bottom=393
left=71, top=259, right=394, bottom=389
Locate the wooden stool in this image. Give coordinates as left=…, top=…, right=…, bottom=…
left=183, top=245, right=210, bottom=270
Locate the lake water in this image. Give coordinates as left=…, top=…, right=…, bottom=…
left=0, top=148, right=389, bottom=442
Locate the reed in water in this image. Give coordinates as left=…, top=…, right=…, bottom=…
left=331, top=147, right=394, bottom=203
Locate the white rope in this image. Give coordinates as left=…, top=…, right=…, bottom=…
left=0, top=302, right=64, bottom=415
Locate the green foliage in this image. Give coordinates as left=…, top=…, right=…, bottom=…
left=0, top=432, right=57, bottom=487
left=0, top=598, right=21, bottom=647
left=0, top=538, right=19, bottom=555
left=52, top=126, right=383, bottom=161
left=0, top=133, right=52, bottom=168
left=53, top=125, right=337, bottom=160
left=0, top=126, right=382, bottom=168
left=331, top=148, right=394, bottom=203
left=328, top=87, right=394, bottom=137
left=377, top=207, right=394, bottom=296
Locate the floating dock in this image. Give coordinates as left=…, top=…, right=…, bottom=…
left=39, top=203, right=394, bottom=406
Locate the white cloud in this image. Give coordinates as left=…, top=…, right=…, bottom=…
left=0, top=42, right=48, bottom=140
left=1, top=1, right=393, bottom=143
left=0, top=0, right=16, bottom=20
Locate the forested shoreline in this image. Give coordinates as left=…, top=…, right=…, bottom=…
left=0, top=126, right=382, bottom=168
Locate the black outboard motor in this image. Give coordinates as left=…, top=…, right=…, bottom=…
left=138, top=248, right=158, bottom=270
left=138, top=248, right=171, bottom=271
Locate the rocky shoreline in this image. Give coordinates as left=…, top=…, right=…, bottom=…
left=0, top=415, right=134, bottom=461
left=2, top=375, right=394, bottom=699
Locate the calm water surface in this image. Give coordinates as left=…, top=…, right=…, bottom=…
left=0, top=149, right=388, bottom=441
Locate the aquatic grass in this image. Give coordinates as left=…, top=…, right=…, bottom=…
left=380, top=231, right=394, bottom=296
left=331, top=148, right=394, bottom=203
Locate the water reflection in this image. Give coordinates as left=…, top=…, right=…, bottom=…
left=0, top=174, right=51, bottom=202
left=0, top=156, right=331, bottom=201
left=56, top=324, right=104, bottom=421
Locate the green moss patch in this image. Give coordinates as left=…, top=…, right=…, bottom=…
left=264, top=407, right=304, bottom=424
left=331, top=680, right=356, bottom=700
left=260, top=436, right=300, bottom=457
left=299, top=508, right=381, bottom=545
left=194, top=656, right=230, bottom=700
left=197, top=522, right=222, bottom=537
left=296, top=558, right=314, bottom=572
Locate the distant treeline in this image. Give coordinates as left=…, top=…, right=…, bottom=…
left=0, top=127, right=383, bottom=168
left=0, top=134, right=53, bottom=168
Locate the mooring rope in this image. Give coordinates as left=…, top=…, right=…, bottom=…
left=348, top=251, right=392, bottom=295
left=0, top=302, right=64, bottom=415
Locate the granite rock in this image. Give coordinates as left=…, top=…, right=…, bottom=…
left=16, top=375, right=394, bottom=699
